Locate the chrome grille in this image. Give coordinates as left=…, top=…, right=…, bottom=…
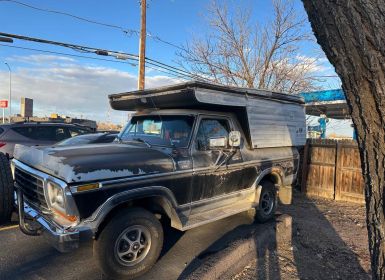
left=15, top=167, right=48, bottom=210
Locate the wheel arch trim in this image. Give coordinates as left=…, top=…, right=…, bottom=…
left=80, top=186, right=183, bottom=233
left=254, top=167, right=284, bottom=187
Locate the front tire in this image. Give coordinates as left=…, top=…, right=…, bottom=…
left=255, top=180, right=277, bottom=223
left=94, top=208, right=163, bottom=279
left=0, top=153, right=13, bottom=225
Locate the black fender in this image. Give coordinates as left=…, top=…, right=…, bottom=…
left=80, top=186, right=183, bottom=233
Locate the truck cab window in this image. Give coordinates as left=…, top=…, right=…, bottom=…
left=196, top=119, right=230, bottom=151
left=120, top=115, right=195, bottom=148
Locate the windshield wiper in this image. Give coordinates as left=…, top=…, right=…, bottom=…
left=132, top=137, right=152, bottom=148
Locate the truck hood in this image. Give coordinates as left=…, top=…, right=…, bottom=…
left=13, top=143, right=175, bottom=183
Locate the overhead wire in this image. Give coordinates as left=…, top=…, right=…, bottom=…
left=0, top=43, right=137, bottom=66
left=0, top=0, right=188, bottom=52
left=0, top=1, right=214, bottom=81
left=0, top=32, right=212, bottom=82
left=0, top=43, right=191, bottom=80
left=0, top=0, right=137, bottom=34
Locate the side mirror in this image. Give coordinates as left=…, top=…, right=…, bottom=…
left=228, top=131, right=241, bottom=147
left=209, top=137, right=227, bottom=149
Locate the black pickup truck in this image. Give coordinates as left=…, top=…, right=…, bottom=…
left=12, top=81, right=306, bottom=279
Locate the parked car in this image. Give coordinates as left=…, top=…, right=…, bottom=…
left=0, top=152, right=13, bottom=224
left=13, top=81, right=306, bottom=279
left=0, top=122, right=93, bottom=158
left=56, top=132, right=118, bottom=146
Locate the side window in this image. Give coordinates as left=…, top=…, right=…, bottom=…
left=54, top=127, right=70, bottom=141
left=196, top=118, right=230, bottom=151
left=32, top=126, right=68, bottom=141
left=12, top=127, right=36, bottom=139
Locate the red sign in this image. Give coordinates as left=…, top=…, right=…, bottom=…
left=0, top=100, right=8, bottom=108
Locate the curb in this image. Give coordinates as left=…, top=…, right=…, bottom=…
left=184, top=214, right=292, bottom=280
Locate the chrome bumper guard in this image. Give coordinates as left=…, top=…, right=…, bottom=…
left=16, top=188, right=93, bottom=253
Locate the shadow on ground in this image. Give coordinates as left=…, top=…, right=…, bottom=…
left=227, top=192, right=370, bottom=280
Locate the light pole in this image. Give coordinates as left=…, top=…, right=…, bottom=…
left=4, top=62, right=11, bottom=123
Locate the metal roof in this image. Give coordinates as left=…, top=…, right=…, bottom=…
left=300, top=89, right=350, bottom=119
left=109, top=81, right=304, bottom=111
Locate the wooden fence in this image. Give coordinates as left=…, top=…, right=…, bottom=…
left=301, top=139, right=365, bottom=204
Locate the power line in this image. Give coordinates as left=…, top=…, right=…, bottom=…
left=0, top=0, right=136, bottom=34
left=0, top=31, right=138, bottom=60
left=0, top=0, right=187, bottom=52
left=0, top=43, right=137, bottom=66
left=0, top=32, right=210, bottom=81
left=0, top=44, right=191, bottom=80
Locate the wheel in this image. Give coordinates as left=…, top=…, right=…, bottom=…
left=94, top=208, right=164, bottom=279
left=0, top=152, right=13, bottom=225
left=255, top=180, right=277, bottom=223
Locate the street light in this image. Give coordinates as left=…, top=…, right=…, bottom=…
left=4, top=62, right=11, bottom=123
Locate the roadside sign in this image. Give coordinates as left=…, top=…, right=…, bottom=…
left=0, top=100, right=8, bottom=108
left=0, top=100, right=7, bottom=123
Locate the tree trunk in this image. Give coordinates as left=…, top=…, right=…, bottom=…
left=301, top=1, right=385, bottom=278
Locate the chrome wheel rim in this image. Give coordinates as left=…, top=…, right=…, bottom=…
left=261, top=191, right=274, bottom=215
left=114, top=225, right=152, bottom=266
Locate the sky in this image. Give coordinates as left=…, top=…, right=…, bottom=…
left=0, top=0, right=351, bottom=136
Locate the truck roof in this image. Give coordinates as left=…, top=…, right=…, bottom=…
left=108, top=81, right=304, bottom=111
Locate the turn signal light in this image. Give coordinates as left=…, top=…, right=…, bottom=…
left=76, top=183, right=100, bottom=192
left=53, top=208, right=78, bottom=223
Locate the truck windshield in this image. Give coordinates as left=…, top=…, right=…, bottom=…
left=119, top=115, right=195, bottom=148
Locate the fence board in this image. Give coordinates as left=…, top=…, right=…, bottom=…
left=301, top=139, right=365, bottom=204
left=335, top=142, right=365, bottom=203
left=302, top=139, right=336, bottom=199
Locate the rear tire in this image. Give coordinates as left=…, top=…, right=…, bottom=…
left=0, top=152, right=13, bottom=225
left=94, top=208, right=163, bottom=279
left=255, top=180, right=277, bottom=223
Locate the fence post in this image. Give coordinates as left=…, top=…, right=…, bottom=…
left=301, top=139, right=310, bottom=193
left=334, top=141, right=341, bottom=201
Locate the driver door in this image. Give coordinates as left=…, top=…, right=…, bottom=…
left=191, top=116, right=243, bottom=202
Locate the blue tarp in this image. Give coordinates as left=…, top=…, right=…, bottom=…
left=300, top=89, right=345, bottom=103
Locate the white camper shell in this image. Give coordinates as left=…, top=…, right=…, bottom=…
left=109, top=81, right=306, bottom=148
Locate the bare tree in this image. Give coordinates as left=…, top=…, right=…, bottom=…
left=301, top=1, right=385, bottom=279
left=178, top=0, right=321, bottom=94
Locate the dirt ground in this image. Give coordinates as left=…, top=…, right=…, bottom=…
left=232, top=191, right=370, bottom=280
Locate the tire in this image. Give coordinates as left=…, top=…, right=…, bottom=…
left=94, top=208, right=164, bottom=279
left=0, top=152, right=13, bottom=225
left=255, top=180, right=277, bottom=223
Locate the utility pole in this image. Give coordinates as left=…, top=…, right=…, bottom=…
left=138, top=0, right=146, bottom=90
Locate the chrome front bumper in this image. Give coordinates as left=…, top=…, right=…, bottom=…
left=16, top=189, right=93, bottom=253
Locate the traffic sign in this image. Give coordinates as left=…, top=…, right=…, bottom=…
left=0, top=100, right=8, bottom=108
left=0, top=100, right=7, bottom=123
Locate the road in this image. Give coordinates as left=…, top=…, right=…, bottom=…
left=0, top=211, right=256, bottom=280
